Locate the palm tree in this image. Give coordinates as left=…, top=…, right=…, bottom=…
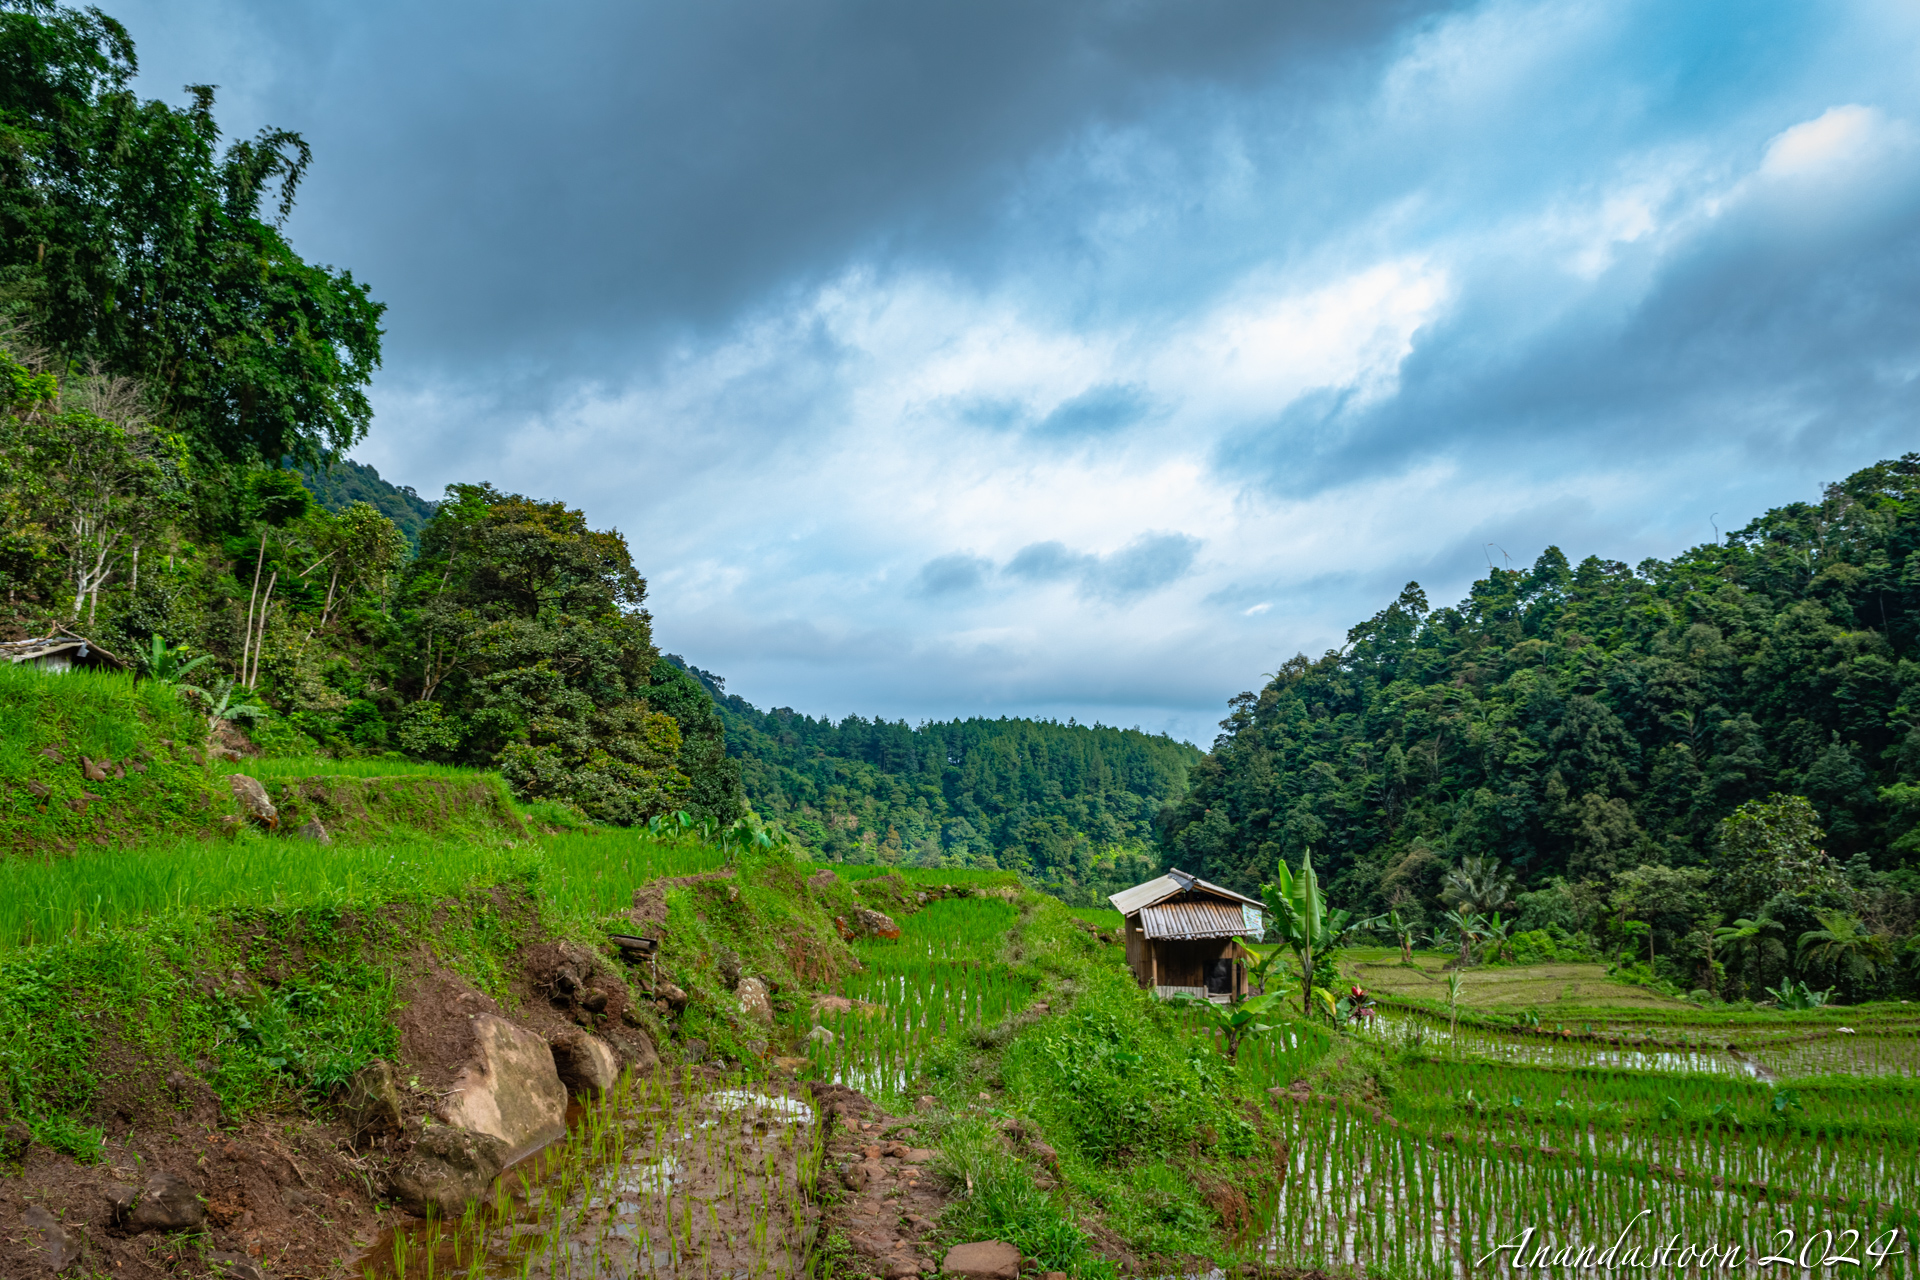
left=1377, top=909, right=1418, bottom=965
left=1797, top=912, right=1893, bottom=990
left=1441, top=856, right=1517, bottom=917
left=1440, top=907, right=1484, bottom=967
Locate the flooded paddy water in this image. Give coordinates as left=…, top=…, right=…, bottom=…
left=366, top=1071, right=824, bottom=1280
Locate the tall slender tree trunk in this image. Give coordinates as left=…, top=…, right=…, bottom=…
left=240, top=532, right=267, bottom=682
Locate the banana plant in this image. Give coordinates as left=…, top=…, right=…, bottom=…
left=143, top=634, right=215, bottom=690
left=1263, top=850, right=1358, bottom=1019
left=1237, top=941, right=1292, bottom=996
left=1377, top=909, right=1418, bottom=965
left=1179, top=991, right=1283, bottom=1061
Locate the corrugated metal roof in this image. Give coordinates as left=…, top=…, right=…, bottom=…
left=1139, top=900, right=1261, bottom=940
left=1108, top=874, right=1180, bottom=917
left=1107, top=867, right=1264, bottom=916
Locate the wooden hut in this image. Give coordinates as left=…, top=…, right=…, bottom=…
left=1109, top=868, right=1265, bottom=1001
left=1, top=629, right=127, bottom=674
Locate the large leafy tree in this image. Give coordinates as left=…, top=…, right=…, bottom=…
left=390, top=484, right=741, bottom=826
left=0, top=0, right=382, bottom=465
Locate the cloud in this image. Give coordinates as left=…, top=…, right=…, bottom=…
left=914, top=553, right=993, bottom=596
left=1002, top=532, right=1202, bottom=600
left=106, top=0, right=1920, bottom=744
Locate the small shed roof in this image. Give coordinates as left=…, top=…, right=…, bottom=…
left=1108, top=867, right=1263, bottom=917
left=1139, top=900, right=1262, bottom=940
left=0, top=630, right=127, bottom=671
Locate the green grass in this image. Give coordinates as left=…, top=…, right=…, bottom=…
left=1067, top=906, right=1123, bottom=930
left=808, top=863, right=1022, bottom=887
left=0, top=827, right=727, bottom=950
left=0, top=664, right=224, bottom=853
left=214, top=755, right=505, bottom=782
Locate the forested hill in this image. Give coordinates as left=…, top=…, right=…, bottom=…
left=301, top=460, right=438, bottom=546
left=1164, top=453, right=1920, bottom=910
left=672, top=660, right=1199, bottom=898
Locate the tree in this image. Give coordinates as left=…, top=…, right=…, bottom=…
left=0, top=352, right=186, bottom=623
left=388, top=484, right=736, bottom=825
left=1796, top=912, right=1892, bottom=994
left=1440, top=856, right=1516, bottom=916
left=0, top=2, right=384, bottom=464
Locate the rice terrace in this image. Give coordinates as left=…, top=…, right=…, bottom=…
left=4, top=1, right=1920, bottom=1279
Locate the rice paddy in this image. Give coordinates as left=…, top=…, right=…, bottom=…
left=799, top=896, right=1036, bottom=1103
left=369, top=1068, right=824, bottom=1280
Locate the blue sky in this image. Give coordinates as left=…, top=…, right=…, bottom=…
left=120, top=0, right=1920, bottom=743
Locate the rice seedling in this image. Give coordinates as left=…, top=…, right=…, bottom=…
left=369, top=1066, right=827, bottom=1280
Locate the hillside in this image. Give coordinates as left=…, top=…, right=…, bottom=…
left=1164, top=452, right=1920, bottom=1000
left=676, top=661, right=1198, bottom=899
left=300, top=459, right=438, bottom=547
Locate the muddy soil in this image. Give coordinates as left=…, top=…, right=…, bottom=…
left=810, top=1084, right=956, bottom=1280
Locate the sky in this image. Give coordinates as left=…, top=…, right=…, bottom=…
left=116, top=0, right=1920, bottom=744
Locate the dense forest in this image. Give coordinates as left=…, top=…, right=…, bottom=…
left=677, top=662, right=1197, bottom=900
left=0, top=1, right=742, bottom=828
left=1166, top=456, right=1920, bottom=999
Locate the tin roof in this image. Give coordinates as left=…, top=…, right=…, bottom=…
left=1139, top=900, right=1261, bottom=940
left=0, top=630, right=126, bottom=670
left=1108, top=867, right=1263, bottom=916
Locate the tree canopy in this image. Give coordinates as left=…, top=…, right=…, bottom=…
left=0, top=0, right=382, bottom=465
left=690, top=665, right=1200, bottom=900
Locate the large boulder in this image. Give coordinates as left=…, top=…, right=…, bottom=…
left=389, top=1125, right=512, bottom=1218
left=854, top=908, right=900, bottom=940
left=226, top=775, right=278, bottom=830
left=549, top=1029, right=620, bottom=1099
left=21, top=1204, right=76, bottom=1269
left=439, top=1014, right=568, bottom=1157
left=109, top=1172, right=206, bottom=1233
left=737, top=976, right=773, bottom=1024
left=942, top=1242, right=1020, bottom=1280
left=342, top=1061, right=404, bottom=1144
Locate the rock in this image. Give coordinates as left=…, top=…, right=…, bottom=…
left=682, top=1039, right=709, bottom=1064
left=80, top=756, right=108, bottom=782
left=342, top=1061, right=404, bottom=1143
left=227, top=775, right=278, bottom=830
left=807, top=869, right=839, bottom=893
left=942, top=1241, right=1020, bottom=1279
left=579, top=988, right=608, bottom=1013
left=715, top=947, right=742, bottom=989
left=840, top=1162, right=869, bottom=1191
left=854, top=908, right=900, bottom=940
left=550, top=1029, right=621, bottom=1099
left=1044, top=1273, right=1069, bottom=1280
left=743, top=1038, right=767, bottom=1060
left=0, top=1119, right=30, bottom=1162
left=883, top=1259, right=926, bottom=1279
left=111, top=1172, right=206, bottom=1233
left=904, top=1148, right=935, bottom=1163
left=807, top=1025, right=835, bottom=1046
left=389, top=1125, right=512, bottom=1218
left=619, top=1027, right=661, bottom=1074
left=21, top=1205, right=75, bottom=1270
left=206, top=1252, right=267, bottom=1280
left=296, top=818, right=331, bottom=844
left=657, top=982, right=690, bottom=1012
left=737, top=976, right=773, bottom=1024
left=439, top=1014, right=568, bottom=1157
left=916, top=1094, right=936, bottom=1111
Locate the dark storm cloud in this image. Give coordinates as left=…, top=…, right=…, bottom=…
left=121, top=0, right=1449, bottom=385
